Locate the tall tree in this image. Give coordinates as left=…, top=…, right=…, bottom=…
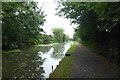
left=2, top=2, right=46, bottom=49
left=52, top=28, right=64, bottom=43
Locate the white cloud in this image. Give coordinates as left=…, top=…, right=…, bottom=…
left=34, top=0, right=77, bottom=38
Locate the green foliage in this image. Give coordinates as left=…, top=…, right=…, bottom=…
left=52, top=27, right=69, bottom=43
left=63, top=34, right=69, bottom=42
left=52, top=27, right=64, bottom=43
left=57, top=2, right=120, bottom=64
left=40, top=34, right=52, bottom=44
left=67, top=42, right=77, bottom=54
left=2, top=2, right=46, bottom=49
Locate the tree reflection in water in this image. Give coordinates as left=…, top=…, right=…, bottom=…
left=2, top=46, right=45, bottom=78
left=50, top=43, right=66, bottom=60
left=37, top=46, right=52, bottom=54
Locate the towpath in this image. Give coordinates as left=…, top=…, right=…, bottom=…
left=70, top=44, right=119, bottom=78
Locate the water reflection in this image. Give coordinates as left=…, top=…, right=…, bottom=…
left=41, top=42, right=70, bottom=78
left=22, top=45, right=52, bottom=54
left=51, top=43, right=65, bottom=60
left=2, top=46, right=45, bottom=78
left=2, top=42, right=70, bottom=78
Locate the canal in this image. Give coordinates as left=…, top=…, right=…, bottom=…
left=2, top=42, right=71, bottom=78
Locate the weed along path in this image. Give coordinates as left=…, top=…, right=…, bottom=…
left=71, top=44, right=119, bottom=78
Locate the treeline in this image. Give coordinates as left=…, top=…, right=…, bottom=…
left=2, top=2, right=69, bottom=50
left=57, top=2, right=120, bottom=64
left=2, top=2, right=46, bottom=49
left=38, top=28, right=69, bottom=44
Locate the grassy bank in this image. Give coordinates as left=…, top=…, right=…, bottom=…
left=49, top=42, right=77, bottom=78
left=2, top=49, right=21, bottom=53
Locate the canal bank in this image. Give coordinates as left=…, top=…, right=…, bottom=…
left=49, top=42, right=77, bottom=78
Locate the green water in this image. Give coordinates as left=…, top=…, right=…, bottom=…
left=2, top=42, right=70, bottom=78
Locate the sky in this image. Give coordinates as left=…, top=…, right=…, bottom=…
left=34, top=0, right=77, bottom=38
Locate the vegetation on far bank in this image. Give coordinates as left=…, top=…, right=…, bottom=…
left=2, top=2, right=70, bottom=50
left=2, top=49, right=21, bottom=53
left=49, top=42, right=77, bottom=78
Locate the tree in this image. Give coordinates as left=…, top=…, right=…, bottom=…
left=52, top=27, right=64, bottom=43
left=41, top=34, right=52, bottom=44
left=56, top=2, right=120, bottom=63
left=2, top=2, right=46, bottom=49
left=63, top=34, right=69, bottom=42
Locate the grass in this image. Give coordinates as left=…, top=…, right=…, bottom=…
left=2, top=49, right=21, bottom=53
left=67, top=42, right=77, bottom=54
left=49, top=42, right=77, bottom=78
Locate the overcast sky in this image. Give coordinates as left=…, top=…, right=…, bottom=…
left=34, top=0, right=77, bottom=38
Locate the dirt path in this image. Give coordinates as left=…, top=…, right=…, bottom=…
left=70, top=44, right=119, bottom=78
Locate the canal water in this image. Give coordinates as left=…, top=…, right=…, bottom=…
left=2, top=42, right=71, bottom=78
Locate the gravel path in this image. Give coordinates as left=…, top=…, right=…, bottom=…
left=70, top=44, right=119, bottom=78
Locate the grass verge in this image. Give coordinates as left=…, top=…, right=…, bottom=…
left=2, top=49, right=21, bottom=53
left=49, top=42, right=77, bottom=78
